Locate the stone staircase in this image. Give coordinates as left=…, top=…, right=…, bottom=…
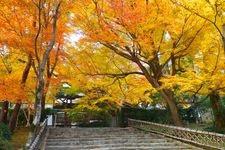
left=42, top=127, right=203, bottom=150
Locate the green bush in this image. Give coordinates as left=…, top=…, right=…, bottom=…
left=0, top=138, right=13, bottom=150
left=203, top=125, right=225, bottom=134
left=121, top=107, right=172, bottom=126
left=41, top=108, right=54, bottom=122
left=68, top=108, right=112, bottom=127
left=179, top=106, right=197, bottom=123
left=0, top=123, right=12, bottom=150
left=0, top=123, right=11, bottom=140
left=10, top=108, right=31, bottom=126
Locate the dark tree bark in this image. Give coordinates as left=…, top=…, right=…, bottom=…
left=8, top=103, right=20, bottom=131
left=160, top=89, right=183, bottom=126
left=209, top=92, right=225, bottom=132
left=1, top=101, right=9, bottom=124
left=134, top=54, right=183, bottom=126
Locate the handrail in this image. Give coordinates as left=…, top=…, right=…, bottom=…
left=28, top=119, right=48, bottom=150
left=128, top=118, right=225, bottom=150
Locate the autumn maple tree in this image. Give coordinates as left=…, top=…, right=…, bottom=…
left=0, top=0, right=225, bottom=134
left=18, top=0, right=70, bottom=125
left=69, top=0, right=211, bottom=126
left=162, top=0, right=225, bottom=131
left=68, top=45, right=154, bottom=100
left=58, top=41, right=153, bottom=120
left=0, top=0, right=71, bottom=128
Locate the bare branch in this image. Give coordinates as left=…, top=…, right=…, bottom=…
left=34, top=0, right=42, bottom=66
left=31, top=59, right=38, bottom=76
left=83, top=71, right=144, bottom=78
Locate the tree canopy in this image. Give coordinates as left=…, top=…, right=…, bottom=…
left=0, top=0, right=225, bottom=131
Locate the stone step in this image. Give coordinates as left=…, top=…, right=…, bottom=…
left=48, top=128, right=136, bottom=134
left=49, top=127, right=133, bottom=130
left=48, top=132, right=145, bottom=137
left=43, top=127, right=203, bottom=150
left=47, top=140, right=178, bottom=145
left=48, top=127, right=134, bottom=132
left=47, top=134, right=160, bottom=139
left=46, top=141, right=181, bottom=147
left=46, top=137, right=169, bottom=144
left=45, top=145, right=197, bottom=150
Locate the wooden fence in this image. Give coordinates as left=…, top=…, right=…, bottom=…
left=128, top=118, right=225, bottom=150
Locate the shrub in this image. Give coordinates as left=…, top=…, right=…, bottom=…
left=204, top=125, right=225, bottom=134
left=0, top=138, right=13, bottom=150
left=41, top=108, right=54, bottom=122
left=121, top=107, right=172, bottom=126
left=0, top=123, right=11, bottom=140
left=0, top=123, right=12, bottom=150
left=68, top=108, right=111, bottom=127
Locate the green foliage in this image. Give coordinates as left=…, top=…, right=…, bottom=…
left=68, top=88, right=120, bottom=127
left=149, top=92, right=164, bottom=106
left=179, top=107, right=198, bottom=123
left=0, top=123, right=12, bottom=150
left=0, top=138, right=13, bottom=150
left=220, top=96, right=225, bottom=108
left=44, top=108, right=54, bottom=116
left=16, top=109, right=28, bottom=126
left=55, top=86, right=83, bottom=100
left=41, top=108, right=55, bottom=122
left=68, top=107, right=112, bottom=127
left=68, top=108, right=86, bottom=122
left=0, top=123, right=11, bottom=141
left=121, top=107, right=173, bottom=126
left=203, top=125, right=225, bottom=134
left=122, top=106, right=202, bottom=126
left=10, top=109, right=33, bottom=126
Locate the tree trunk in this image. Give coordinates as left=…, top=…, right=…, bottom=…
left=160, top=89, right=183, bottom=126
left=33, top=103, right=42, bottom=125
left=1, top=101, right=9, bottom=124
left=32, top=2, right=60, bottom=125
left=8, top=103, right=21, bottom=132
left=209, top=92, right=225, bottom=132
left=41, top=79, right=50, bottom=120
left=133, top=57, right=183, bottom=126
left=41, top=95, right=46, bottom=121
left=33, top=78, right=44, bottom=125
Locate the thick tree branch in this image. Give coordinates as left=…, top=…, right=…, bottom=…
left=102, top=43, right=133, bottom=61
left=31, top=59, right=38, bottom=76
left=21, top=54, right=32, bottom=84
left=83, top=71, right=144, bottom=78
left=49, top=43, right=60, bottom=77
left=39, top=1, right=61, bottom=76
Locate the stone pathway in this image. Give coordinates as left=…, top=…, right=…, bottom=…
left=43, top=127, right=203, bottom=150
